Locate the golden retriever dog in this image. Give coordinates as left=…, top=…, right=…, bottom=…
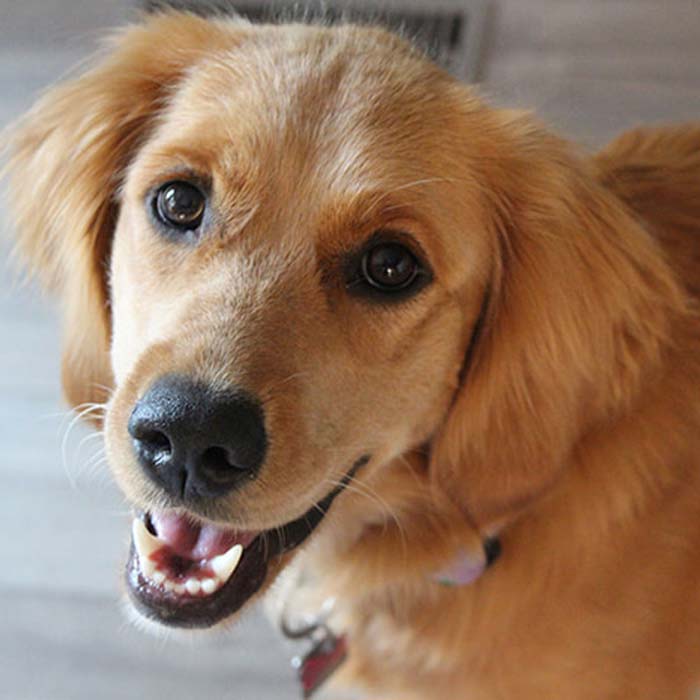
left=5, top=11, right=700, bottom=699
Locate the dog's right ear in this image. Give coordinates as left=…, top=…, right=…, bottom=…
left=4, top=12, right=241, bottom=416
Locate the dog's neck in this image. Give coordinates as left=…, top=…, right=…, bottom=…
left=278, top=534, right=502, bottom=697
left=273, top=329, right=700, bottom=684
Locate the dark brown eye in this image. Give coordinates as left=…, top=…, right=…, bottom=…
left=361, top=242, right=419, bottom=291
left=154, top=181, right=205, bottom=231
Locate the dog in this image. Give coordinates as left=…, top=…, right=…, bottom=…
left=5, top=10, right=700, bottom=699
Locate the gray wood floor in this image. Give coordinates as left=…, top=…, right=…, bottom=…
left=1, top=1, right=699, bottom=699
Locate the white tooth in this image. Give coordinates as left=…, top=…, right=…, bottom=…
left=141, top=558, right=156, bottom=578
left=174, top=583, right=186, bottom=595
left=185, top=579, right=201, bottom=595
left=201, top=578, right=218, bottom=595
left=163, top=580, right=175, bottom=592
left=210, top=544, right=243, bottom=582
left=132, top=518, right=162, bottom=562
left=152, top=571, right=166, bottom=585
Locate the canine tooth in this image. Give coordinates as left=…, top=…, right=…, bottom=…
left=201, top=578, right=217, bottom=595
left=152, top=571, right=166, bottom=585
left=132, top=518, right=162, bottom=562
left=174, top=583, right=186, bottom=595
left=163, top=580, right=175, bottom=592
left=210, top=544, right=243, bottom=582
left=185, top=579, right=201, bottom=595
left=141, top=558, right=156, bottom=578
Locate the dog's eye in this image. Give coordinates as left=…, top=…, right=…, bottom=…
left=154, top=181, right=205, bottom=231
left=344, top=236, right=432, bottom=302
left=361, top=243, right=420, bottom=292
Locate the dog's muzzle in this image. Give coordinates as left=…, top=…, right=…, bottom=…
left=125, top=456, right=370, bottom=628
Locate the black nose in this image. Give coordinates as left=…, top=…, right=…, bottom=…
left=128, top=375, right=267, bottom=501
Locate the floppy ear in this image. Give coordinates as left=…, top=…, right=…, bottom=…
left=4, top=12, right=240, bottom=416
left=430, top=113, right=687, bottom=530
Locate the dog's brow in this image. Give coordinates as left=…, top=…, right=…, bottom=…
left=314, top=191, right=424, bottom=250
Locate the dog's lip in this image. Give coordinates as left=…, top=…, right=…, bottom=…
left=125, top=455, right=370, bottom=628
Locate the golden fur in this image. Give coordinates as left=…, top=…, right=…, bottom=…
left=5, top=12, right=700, bottom=699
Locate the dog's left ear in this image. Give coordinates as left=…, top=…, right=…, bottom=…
left=3, top=12, right=241, bottom=416
left=429, top=111, right=687, bottom=531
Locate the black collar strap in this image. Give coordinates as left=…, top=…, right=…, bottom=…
left=484, top=536, right=502, bottom=567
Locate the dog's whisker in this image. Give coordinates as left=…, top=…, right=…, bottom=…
left=40, top=403, right=104, bottom=421
left=345, top=475, right=409, bottom=537
left=380, top=176, right=455, bottom=196
left=262, top=529, right=271, bottom=562
left=274, top=524, right=286, bottom=559
left=267, top=371, right=312, bottom=391
left=81, top=451, right=110, bottom=481
left=60, top=404, right=107, bottom=489
left=258, top=371, right=313, bottom=403
left=394, top=454, right=427, bottom=486
left=88, top=382, right=115, bottom=403
left=327, top=481, right=393, bottom=530
left=64, top=453, right=112, bottom=491
left=78, top=447, right=107, bottom=479
left=322, top=476, right=384, bottom=511
left=47, top=402, right=106, bottom=435
left=308, top=499, right=332, bottom=521
left=344, top=278, right=367, bottom=290
left=75, top=430, right=105, bottom=456
left=321, top=476, right=407, bottom=545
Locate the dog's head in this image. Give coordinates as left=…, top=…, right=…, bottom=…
left=5, top=13, right=681, bottom=628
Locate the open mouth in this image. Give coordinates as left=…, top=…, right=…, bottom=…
left=126, top=456, right=369, bottom=628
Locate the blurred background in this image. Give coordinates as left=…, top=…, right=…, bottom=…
left=0, top=1, right=698, bottom=698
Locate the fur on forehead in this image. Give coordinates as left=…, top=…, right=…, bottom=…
left=143, top=29, right=444, bottom=149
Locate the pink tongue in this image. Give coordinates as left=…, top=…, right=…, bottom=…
left=150, top=511, right=257, bottom=560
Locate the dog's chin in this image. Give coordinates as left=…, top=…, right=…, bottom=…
left=125, top=456, right=370, bottom=629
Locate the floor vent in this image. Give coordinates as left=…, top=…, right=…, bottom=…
left=144, top=0, right=491, bottom=81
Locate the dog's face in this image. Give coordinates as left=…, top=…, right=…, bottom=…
left=103, top=22, right=489, bottom=625
left=7, top=13, right=675, bottom=630
left=108, top=23, right=486, bottom=518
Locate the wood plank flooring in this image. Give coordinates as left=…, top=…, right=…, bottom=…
left=1, top=1, right=698, bottom=698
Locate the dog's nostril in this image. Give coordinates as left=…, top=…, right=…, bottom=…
left=200, top=446, right=240, bottom=482
left=139, top=430, right=172, bottom=458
